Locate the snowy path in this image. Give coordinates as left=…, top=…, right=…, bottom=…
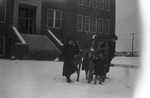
left=0, top=58, right=139, bottom=98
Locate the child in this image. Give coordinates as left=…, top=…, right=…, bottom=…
left=93, top=52, right=107, bottom=84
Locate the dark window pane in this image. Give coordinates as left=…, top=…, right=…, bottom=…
left=48, top=19, right=53, bottom=27
left=19, top=8, right=29, bottom=18
left=48, top=10, right=54, bottom=18
left=56, top=11, right=61, bottom=19
left=0, top=12, right=4, bottom=21
left=0, top=0, right=5, bottom=22
left=0, top=47, right=3, bottom=55
left=0, top=38, right=4, bottom=45
left=77, top=23, right=82, bottom=30
left=85, top=0, right=91, bottom=6
left=55, top=20, right=61, bottom=28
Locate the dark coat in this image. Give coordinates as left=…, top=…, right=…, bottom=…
left=93, top=57, right=106, bottom=75
left=82, top=52, right=90, bottom=71
left=59, top=42, right=80, bottom=77
left=106, top=41, right=116, bottom=73
left=108, top=41, right=116, bottom=60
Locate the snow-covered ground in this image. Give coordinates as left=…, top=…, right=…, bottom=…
left=0, top=57, right=140, bottom=98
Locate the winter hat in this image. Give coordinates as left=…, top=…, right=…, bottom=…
left=67, top=35, right=74, bottom=41
left=111, top=35, right=118, bottom=40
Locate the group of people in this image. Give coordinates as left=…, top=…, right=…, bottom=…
left=57, top=35, right=118, bottom=84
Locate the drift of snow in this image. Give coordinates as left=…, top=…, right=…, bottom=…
left=0, top=57, right=139, bottom=98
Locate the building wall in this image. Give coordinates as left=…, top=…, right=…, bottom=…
left=0, top=0, right=15, bottom=58
left=41, top=0, right=116, bottom=43
left=0, top=0, right=116, bottom=58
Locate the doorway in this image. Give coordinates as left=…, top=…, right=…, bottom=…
left=18, top=3, right=36, bottom=34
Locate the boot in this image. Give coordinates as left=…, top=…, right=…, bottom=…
left=94, top=75, right=97, bottom=85
left=99, top=76, right=102, bottom=85
left=102, top=76, right=105, bottom=82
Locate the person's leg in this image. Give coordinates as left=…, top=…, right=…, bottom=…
left=66, top=74, right=72, bottom=83
left=85, top=70, right=89, bottom=80
left=105, top=58, right=112, bottom=79
left=99, top=75, right=102, bottom=84
left=94, top=75, right=98, bottom=84
left=102, top=75, right=105, bottom=82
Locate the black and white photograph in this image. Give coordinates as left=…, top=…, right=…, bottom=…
left=0, top=0, right=149, bottom=98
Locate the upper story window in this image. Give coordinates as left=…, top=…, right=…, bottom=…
left=91, top=17, right=97, bottom=33
left=78, top=0, right=84, bottom=6
left=0, top=36, right=5, bottom=56
left=84, top=16, right=90, bottom=32
left=85, top=0, right=91, bottom=7
left=105, top=0, right=110, bottom=11
left=0, top=0, right=6, bottom=23
left=47, top=9, right=62, bottom=29
left=105, top=19, right=110, bottom=34
left=98, top=18, right=104, bottom=34
left=92, top=0, right=98, bottom=8
left=99, top=0, right=104, bottom=10
left=77, top=14, right=83, bottom=31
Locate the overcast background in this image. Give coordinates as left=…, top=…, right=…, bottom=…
left=115, top=0, right=140, bottom=52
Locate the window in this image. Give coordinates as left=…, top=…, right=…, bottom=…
left=85, top=0, right=91, bottom=7
left=98, top=18, right=104, bottom=34
left=99, top=0, right=104, bottom=10
left=92, top=0, right=98, bottom=8
left=47, top=9, right=62, bottom=29
left=78, top=0, right=84, bottom=6
left=91, top=17, right=97, bottom=33
left=105, top=0, right=110, bottom=11
left=84, top=16, right=90, bottom=32
left=0, top=0, right=6, bottom=23
left=77, top=15, right=83, bottom=31
left=0, top=36, right=5, bottom=56
left=105, top=19, right=110, bottom=34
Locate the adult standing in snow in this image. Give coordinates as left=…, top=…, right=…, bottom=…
left=105, top=35, right=118, bottom=78
left=58, top=35, right=80, bottom=83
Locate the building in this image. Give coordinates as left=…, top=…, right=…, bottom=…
left=0, top=0, right=116, bottom=60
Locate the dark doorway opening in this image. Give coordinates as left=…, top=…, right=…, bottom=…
left=18, top=3, right=36, bottom=34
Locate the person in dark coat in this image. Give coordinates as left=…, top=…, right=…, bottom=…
left=93, top=52, right=106, bottom=84
left=105, top=35, right=118, bottom=78
left=59, top=35, right=80, bottom=83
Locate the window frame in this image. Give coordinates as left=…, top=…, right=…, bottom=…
left=0, top=0, right=6, bottom=23
left=99, top=0, right=104, bottom=10
left=0, top=36, right=5, bottom=56
left=104, top=19, right=110, bottom=34
left=98, top=18, right=104, bottom=34
left=92, top=0, right=98, bottom=9
left=105, top=0, right=110, bottom=11
left=84, top=16, right=90, bottom=33
left=78, top=0, right=84, bottom=6
left=77, top=14, right=83, bottom=32
left=85, top=0, right=91, bottom=7
left=47, top=9, right=62, bottom=29
left=91, top=17, right=97, bottom=33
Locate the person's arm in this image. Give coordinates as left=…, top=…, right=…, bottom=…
left=58, top=44, right=68, bottom=60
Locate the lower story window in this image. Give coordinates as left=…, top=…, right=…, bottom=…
left=0, top=36, right=5, bottom=56
left=105, top=19, right=110, bottom=34
left=84, top=16, right=90, bottom=32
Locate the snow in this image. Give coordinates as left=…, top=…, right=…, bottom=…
left=112, top=57, right=140, bottom=66
left=0, top=57, right=139, bottom=98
